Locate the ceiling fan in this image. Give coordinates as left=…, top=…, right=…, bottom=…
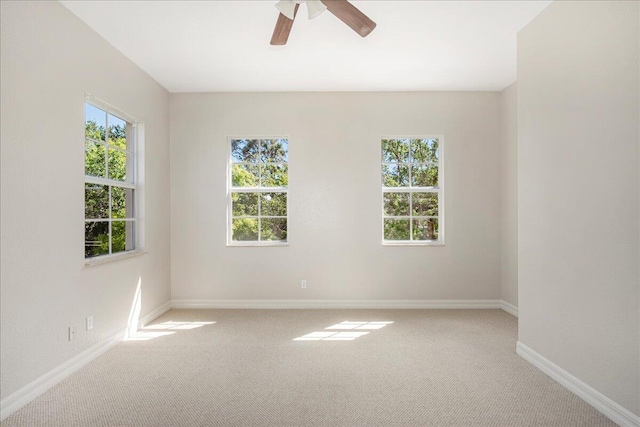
left=270, top=0, right=376, bottom=46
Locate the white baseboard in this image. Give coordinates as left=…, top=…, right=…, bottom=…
left=171, top=299, right=503, bottom=309
left=0, top=327, right=125, bottom=421
left=516, top=341, right=640, bottom=427
left=500, top=300, right=518, bottom=317
left=0, top=300, right=172, bottom=422
left=171, top=299, right=520, bottom=316
left=139, top=300, right=172, bottom=328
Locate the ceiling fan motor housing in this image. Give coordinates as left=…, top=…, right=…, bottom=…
left=271, top=0, right=377, bottom=45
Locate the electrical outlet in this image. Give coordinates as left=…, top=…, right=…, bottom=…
left=86, top=316, right=93, bottom=331
left=301, top=280, right=307, bottom=289
left=68, top=326, right=76, bottom=341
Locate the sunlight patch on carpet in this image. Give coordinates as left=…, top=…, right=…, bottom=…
left=125, top=321, right=216, bottom=341
left=294, top=321, right=393, bottom=341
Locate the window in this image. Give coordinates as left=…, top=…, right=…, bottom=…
left=228, top=138, right=288, bottom=245
left=382, top=137, right=443, bottom=244
left=84, top=101, right=137, bottom=258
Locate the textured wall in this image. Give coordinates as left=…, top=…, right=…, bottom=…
left=170, top=92, right=502, bottom=301
left=0, top=1, right=171, bottom=400
left=518, top=0, right=639, bottom=415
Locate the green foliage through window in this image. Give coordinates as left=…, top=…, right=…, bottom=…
left=382, top=137, right=441, bottom=242
left=84, top=102, right=136, bottom=258
left=230, top=138, right=288, bottom=243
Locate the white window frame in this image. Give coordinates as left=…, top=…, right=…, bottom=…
left=381, top=135, right=445, bottom=246
left=84, top=95, right=144, bottom=264
left=227, top=136, right=289, bottom=247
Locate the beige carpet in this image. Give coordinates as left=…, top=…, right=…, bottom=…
left=2, top=309, right=614, bottom=426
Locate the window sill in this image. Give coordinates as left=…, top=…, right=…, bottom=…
left=227, top=242, right=289, bottom=247
left=84, top=250, right=146, bottom=267
left=382, top=241, right=445, bottom=247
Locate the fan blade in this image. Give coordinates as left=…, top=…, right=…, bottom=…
left=322, top=0, right=376, bottom=38
left=270, top=3, right=300, bottom=45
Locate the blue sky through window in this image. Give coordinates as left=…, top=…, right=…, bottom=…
left=85, top=103, right=127, bottom=129
left=85, top=103, right=105, bottom=127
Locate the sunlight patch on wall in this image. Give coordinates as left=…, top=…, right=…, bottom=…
left=125, top=277, right=142, bottom=339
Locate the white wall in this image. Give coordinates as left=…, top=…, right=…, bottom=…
left=518, top=0, right=639, bottom=416
left=170, top=92, right=502, bottom=301
left=500, top=83, right=518, bottom=308
left=0, top=1, right=171, bottom=400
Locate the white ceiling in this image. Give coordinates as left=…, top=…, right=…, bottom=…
left=60, top=1, right=551, bottom=93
